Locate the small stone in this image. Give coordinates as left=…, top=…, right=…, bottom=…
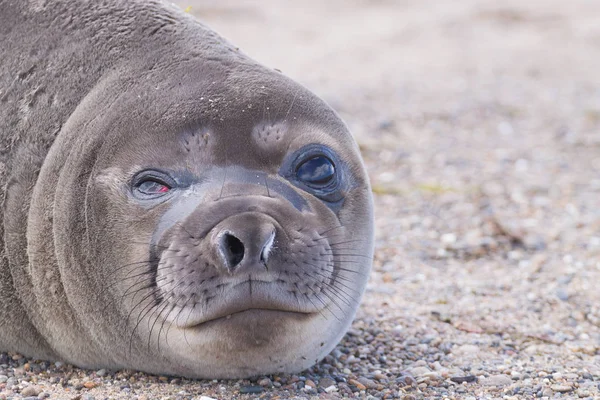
left=11, top=354, right=23, bottom=361
left=239, top=386, right=263, bottom=394
left=95, top=369, right=106, bottom=377
left=481, top=374, right=512, bottom=387
left=357, top=377, right=377, bottom=389
left=551, top=384, right=573, bottom=393
left=324, top=385, right=338, bottom=393
left=348, top=379, right=366, bottom=390
left=304, top=379, right=316, bottom=389
left=21, top=386, right=41, bottom=397
left=552, top=372, right=563, bottom=381
left=0, top=375, right=7, bottom=383
left=454, top=344, right=479, bottom=354
left=408, top=366, right=431, bottom=377
left=258, top=378, right=272, bottom=387
left=318, top=377, right=336, bottom=389
left=450, top=375, right=477, bottom=384
left=83, top=381, right=99, bottom=389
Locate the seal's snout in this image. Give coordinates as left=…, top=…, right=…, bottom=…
left=214, top=213, right=276, bottom=273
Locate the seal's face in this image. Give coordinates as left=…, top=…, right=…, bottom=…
left=76, top=65, right=373, bottom=378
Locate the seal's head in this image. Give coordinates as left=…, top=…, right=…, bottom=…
left=30, top=43, right=373, bottom=378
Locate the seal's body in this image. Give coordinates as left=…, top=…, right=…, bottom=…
left=0, top=0, right=373, bottom=378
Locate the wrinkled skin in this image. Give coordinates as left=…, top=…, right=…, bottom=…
left=0, top=0, right=373, bottom=378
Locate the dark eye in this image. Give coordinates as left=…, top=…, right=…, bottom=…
left=296, top=156, right=335, bottom=186
left=137, top=179, right=171, bottom=195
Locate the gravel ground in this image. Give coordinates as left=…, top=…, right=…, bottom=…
left=2, top=0, right=600, bottom=399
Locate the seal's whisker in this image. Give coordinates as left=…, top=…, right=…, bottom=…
left=301, top=269, right=356, bottom=308
left=327, top=239, right=368, bottom=246
left=147, top=270, right=198, bottom=352
left=154, top=294, right=186, bottom=354
left=148, top=294, right=177, bottom=353
left=333, top=265, right=369, bottom=276
left=100, top=258, right=183, bottom=300
left=282, top=89, right=299, bottom=122
left=307, top=259, right=368, bottom=273
left=173, top=221, right=199, bottom=242
left=298, top=260, right=361, bottom=295
left=111, top=255, right=187, bottom=275
left=182, top=296, right=198, bottom=350
left=99, top=273, right=168, bottom=315
left=292, top=276, right=328, bottom=322
left=162, top=288, right=195, bottom=351
left=311, top=291, right=343, bottom=322
left=302, top=267, right=361, bottom=299
left=129, top=241, right=171, bottom=249
left=329, top=253, right=374, bottom=260
left=127, top=286, right=163, bottom=355
left=318, top=225, right=345, bottom=236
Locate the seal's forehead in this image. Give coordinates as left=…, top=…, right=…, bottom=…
left=95, top=59, right=360, bottom=172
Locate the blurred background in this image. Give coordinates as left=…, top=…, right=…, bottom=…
left=172, top=0, right=600, bottom=394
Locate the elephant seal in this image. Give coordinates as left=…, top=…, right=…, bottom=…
left=0, top=0, right=374, bottom=379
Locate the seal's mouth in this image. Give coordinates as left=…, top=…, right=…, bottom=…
left=188, top=308, right=311, bottom=329
left=167, top=279, right=319, bottom=329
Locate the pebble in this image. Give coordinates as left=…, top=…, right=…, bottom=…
left=21, top=386, right=41, bottom=397
left=357, top=377, right=378, bottom=389
left=324, top=385, right=338, bottom=393
left=552, top=372, right=563, bottom=380
left=408, top=366, right=431, bottom=377
left=551, top=384, right=573, bottom=393
left=318, top=377, right=336, bottom=388
left=258, top=378, right=272, bottom=387
left=481, top=374, right=512, bottom=387
left=239, top=386, right=263, bottom=394
left=450, top=375, right=477, bottom=384
left=348, top=379, right=367, bottom=390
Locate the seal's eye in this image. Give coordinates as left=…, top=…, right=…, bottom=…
left=131, top=171, right=176, bottom=200
left=137, top=179, right=171, bottom=195
left=296, top=156, right=335, bottom=186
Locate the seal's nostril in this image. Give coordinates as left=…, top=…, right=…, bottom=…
left=221, top=233, right=244, bottom=269
left=260, top=230, right=276, bottom=265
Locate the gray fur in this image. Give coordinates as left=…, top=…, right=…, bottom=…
left=0, top=0, right=373, bottom=378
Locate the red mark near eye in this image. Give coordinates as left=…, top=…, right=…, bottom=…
left=158, top=185, right=170, bottom=193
